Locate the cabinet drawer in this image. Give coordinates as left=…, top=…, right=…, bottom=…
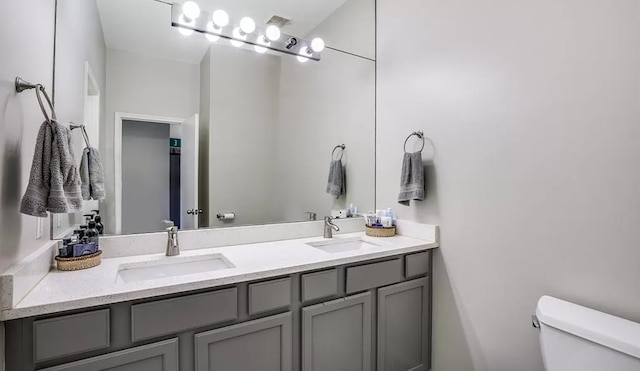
left=346, top=259, right=403, bottom=294
left=405, top=251, right=430, bottom=278
left=301, top=269, right=338, bottom=302
left=34, top=309, right=110, bottom=362
left=131, top=288, right=237, bottom=342
left=41, top=338, right=178, bottom=371
left=249, top=277, right=291, bottom=315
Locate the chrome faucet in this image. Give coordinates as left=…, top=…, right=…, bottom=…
left=163, top=220, right=180, bottom=256
left=324, top=216, right=340, bottom=238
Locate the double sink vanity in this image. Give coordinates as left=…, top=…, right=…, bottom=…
left=1, top=219, right=438, bottom=371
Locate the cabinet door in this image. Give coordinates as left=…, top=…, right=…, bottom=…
left=194, top=312, right=292, bottom=371
left=378, top=278, right=429, bottom=371
left=41, top=338, right=178, bottom=371
left=302, top=292, right=372, bottom=371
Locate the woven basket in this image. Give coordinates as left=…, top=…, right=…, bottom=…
left=55, top=250, right=102, bottom=271
left=365, top=225, right=396, bottom=237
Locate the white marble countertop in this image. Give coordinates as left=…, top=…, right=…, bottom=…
left=1, top=231, right=437, bottom=320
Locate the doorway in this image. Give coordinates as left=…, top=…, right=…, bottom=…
left=114, top=112, right=199, bottom=234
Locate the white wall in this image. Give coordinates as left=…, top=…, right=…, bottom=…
left=53, top=0, right=107, bottom=237
left=377, top=1, right=640, bottom=370
left=103, top=49, right=200, bottom=233
left=206, top=45, right=281, bottom=227
left=0, top=0, right=55, bottom=367
left=307, top=0, right=376, bottom=60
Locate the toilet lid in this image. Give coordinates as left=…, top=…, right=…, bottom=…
left=537, top=295, right=640, bottom=359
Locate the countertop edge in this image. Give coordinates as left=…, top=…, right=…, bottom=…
left=1, top=242, right=437, bottom=321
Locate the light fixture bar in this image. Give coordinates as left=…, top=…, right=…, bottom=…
left=170, top=3, right=322, bottom=61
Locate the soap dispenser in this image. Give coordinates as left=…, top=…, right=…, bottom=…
left=85, top=221, right=100, bottom=249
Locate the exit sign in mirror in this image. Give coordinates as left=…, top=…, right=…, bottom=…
left=170, top=138, right=181, bottom=148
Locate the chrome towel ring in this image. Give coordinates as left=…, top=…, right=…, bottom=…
left=15, top=77, right=57, bottom=124
left=404, top=131, right=425, bottom=153
left=332, top=144, right=346, bottom=160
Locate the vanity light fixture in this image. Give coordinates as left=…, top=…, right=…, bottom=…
left=265, top=25, right=281, bottom=41
left=181, top=1, right=200, bottom=21
left=239, top=17, right=256, bottom=35
left=297, top=47, right=312, bottom=63
left=170, top=2, right=324, bottom=62
left=212, top=9, right=229, bottom=28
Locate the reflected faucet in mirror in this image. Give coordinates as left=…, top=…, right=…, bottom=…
left=164, top=220, right=180, bottom=257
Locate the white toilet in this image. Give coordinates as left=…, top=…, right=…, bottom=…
left=535, top=295, right=640, bottom=370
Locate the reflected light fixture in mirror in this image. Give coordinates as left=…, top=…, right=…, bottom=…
left=205, top=21, right=221, bottom=42
left=254, top=35, right=269, bottom=53
left=170, top=2, right=324, bottom=62
left=230, top=27, right=246, bottom=47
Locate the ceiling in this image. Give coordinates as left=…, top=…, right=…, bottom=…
left=96, top=0, right=348, bottom=64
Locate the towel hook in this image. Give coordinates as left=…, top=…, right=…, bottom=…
left=70, top=123, right=92, bottom=148
left=15, top=77, right=57, bottom=123
left=404, top=131, right=425, bottom=153
left=332, top=144, right=346, bottom=161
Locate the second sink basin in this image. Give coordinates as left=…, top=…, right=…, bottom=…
left=116, top=254, right=234, bottom=283
left=306, top=237, right=386, bottom=253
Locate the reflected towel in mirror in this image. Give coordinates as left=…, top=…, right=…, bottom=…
left=80, top=147, right=106, bottom=201
left=326, top=160, right=346, bottom=199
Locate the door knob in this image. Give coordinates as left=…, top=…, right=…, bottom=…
left=187, top=209, right=204, bottom=215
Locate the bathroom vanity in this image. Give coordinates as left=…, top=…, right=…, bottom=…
left=1, top=220, right=438, bottom=371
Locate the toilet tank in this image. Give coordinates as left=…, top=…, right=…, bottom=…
left=536, top=296, right=640, bottom=371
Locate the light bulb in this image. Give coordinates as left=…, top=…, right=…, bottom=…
left=254, top=35, right=269, bottom=53
left=212, top=9, right=229, bottom=28
left=297, top=47, right=311, bottom=63
left=182, top=1, right=200, bottom=21
left=206, top=21, right=220, bottom=42
left=265, top=25, right=281, bottom=41
left=178, top=14, right=195, bottom=36
left=231, top=27, right=246, bottom=47
left=240, top=17, right=256, bottom=34
left=311, top=38, right=325, bottom=52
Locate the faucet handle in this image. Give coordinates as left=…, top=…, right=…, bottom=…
left=163, top=220, right=177, bottom=232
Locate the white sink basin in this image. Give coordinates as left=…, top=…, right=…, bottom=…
left=306, top=237, right=386, bottom=253
left=116, top=254, right=234, bottom=283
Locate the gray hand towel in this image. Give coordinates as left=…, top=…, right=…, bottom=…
left=20, top=122, right=53, bottom=217
left=398, top=152, right=425, bottom=206
left=20, top=121, right=83, bottom=216
left=80, top=147, right=106, bottom=201
left=326, top=159, right=346, bottom=199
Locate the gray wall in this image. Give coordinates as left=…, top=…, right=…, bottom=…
left=0, top=0, right=56, bottom=368
left=104, top=49, right=200, bottom=233
left=377, top=0, right=640, bottom=370
left=121, top=120, right=171, bottom=234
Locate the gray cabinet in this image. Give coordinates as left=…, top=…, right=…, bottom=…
left=41, top=338, right=178, bottom=371
left=6, top=250, right=433, bottom=371
left=377, top=278, right=430, bottom=371
left=194, top=312, right=292, bottom=371
left=302, top=292, right=372, bottom=371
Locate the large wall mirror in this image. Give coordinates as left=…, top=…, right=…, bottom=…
left=52, top=0, right=375, bottom=237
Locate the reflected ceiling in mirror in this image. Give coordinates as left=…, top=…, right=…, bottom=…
left=52, top=0, right=376, bottom=238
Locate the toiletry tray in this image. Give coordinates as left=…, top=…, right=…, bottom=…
left=55, top=250, right=102, bottom=271
left=365, top=225, right=396, bottom=237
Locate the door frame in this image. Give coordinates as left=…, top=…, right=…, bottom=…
left=114, top=112, right=184, bottom=235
